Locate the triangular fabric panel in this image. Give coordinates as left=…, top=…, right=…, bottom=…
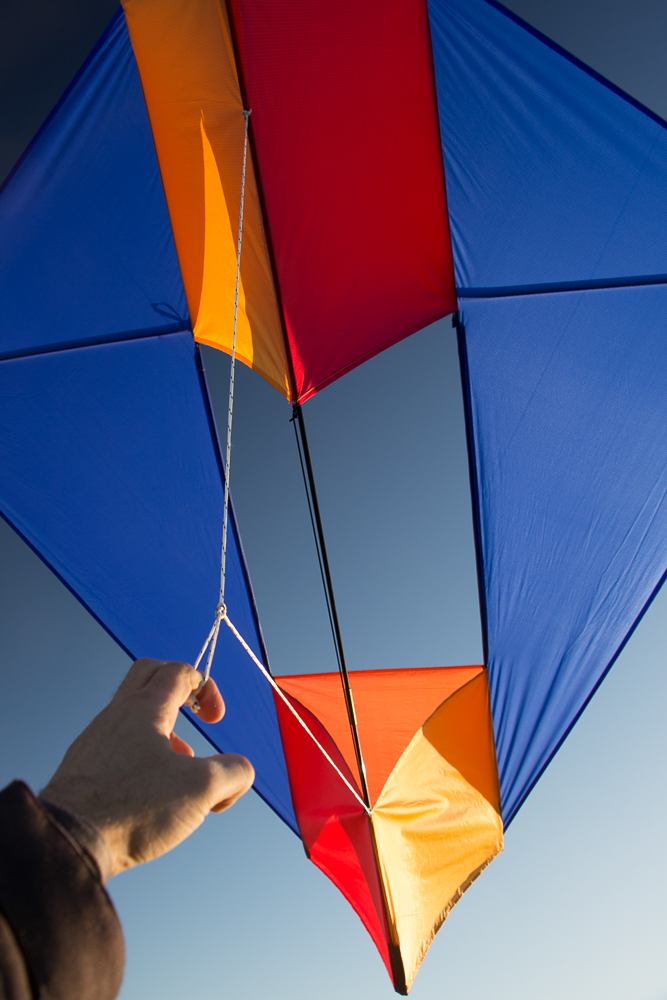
left=460, top=285, right=667, bottom=823
left=0, top=331, right=296, bottom=832
left=428, top=0, right=667, bottom=292
left=0, top=10, right=188, bottom=360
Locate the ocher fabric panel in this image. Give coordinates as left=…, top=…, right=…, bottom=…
left=121, top=0, right=289, bottom=395
left=422, top=670, right=501, bottom=812
left=372, top=673, right=503, bottom=991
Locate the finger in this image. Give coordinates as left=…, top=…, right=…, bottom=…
left=193, top=677, right=225, bottom=724
left=114, top=658, right=167, bottom=697
left=169, top=732, right=195, bottom=757
left=200, top=754, right=255, bottom=813
left=141, top=662, right=202, bottom=731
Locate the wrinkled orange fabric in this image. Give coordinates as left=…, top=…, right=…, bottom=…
left=277, top=668, right=502, bottom=992
left=372, top=672, right=503, bottom=990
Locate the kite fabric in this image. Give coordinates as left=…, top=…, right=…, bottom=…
left=460, top=287, right=667, bottom=824
left=0, top=330, right=296, bottom=832
left=0, top=10, right=188, bottom=361
left=1, top=0, right=667, bottom=991
left=430, top=0, right=667, bottom=293
left=120, top=0, right=458, bottom=402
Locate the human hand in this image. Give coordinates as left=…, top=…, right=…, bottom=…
left=40, top=659, right=254, bottom=876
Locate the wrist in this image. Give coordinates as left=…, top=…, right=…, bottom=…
left=39, top=788, right=114, bottom=883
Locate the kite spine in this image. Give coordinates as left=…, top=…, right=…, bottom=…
left=291, top=402, right=372, bottom=809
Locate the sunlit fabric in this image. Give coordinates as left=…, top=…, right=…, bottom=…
left=121, top=0, right=289, bottom=395
left=2, top=0, right=667, bottom=991
left=277, top=666, right=501, bottom=992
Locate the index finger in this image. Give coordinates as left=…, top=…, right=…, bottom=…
left=116, top=660, right=201, bottom=733
left=115, top=657, right=168, bottom=696
left=191, top=677, right=225, bottom=724
left=144, top=661, right=203, bottom=730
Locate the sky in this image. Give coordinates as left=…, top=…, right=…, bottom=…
left=0, top=2, right=666, bottom=999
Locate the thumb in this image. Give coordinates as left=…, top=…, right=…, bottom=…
left=200, top=753, right=255, bottom=814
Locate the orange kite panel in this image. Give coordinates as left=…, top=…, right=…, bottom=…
left=277, top=665, right=483, bottom=805
left=121, top=0, right=289, bottom=395
left=372, top=672, right=503, bottom=990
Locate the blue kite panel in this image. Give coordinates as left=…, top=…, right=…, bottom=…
left=461, top=286, right=667, bottom=824
left=0, top=330, right=297, bottom=833
left=429, top=0, right=667, bottom=292
left=0, top=10, right=187, bottom=360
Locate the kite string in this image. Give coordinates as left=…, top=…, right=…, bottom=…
left=193, top=607, right=371, bottom=813
left=221, top=613, right=370, bottom=814
left=195, top=108, right=251, bottom=688
left=219, top=108, right=251, bottom=623
left=190, top=109, right=370, bottom=815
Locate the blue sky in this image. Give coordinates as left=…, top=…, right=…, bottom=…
left=1, top=2, right=666, bottom=998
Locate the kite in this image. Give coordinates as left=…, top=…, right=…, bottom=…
left=2, top=0, right=667, bottom=991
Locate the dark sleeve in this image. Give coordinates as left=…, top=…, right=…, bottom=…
left=0, top=782, right=124, bottom=1000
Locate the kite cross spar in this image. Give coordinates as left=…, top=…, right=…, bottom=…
left=189, top=108, right=370, bottom=816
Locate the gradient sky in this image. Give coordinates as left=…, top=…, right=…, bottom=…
left=1, top=3, right=666, bottom=999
